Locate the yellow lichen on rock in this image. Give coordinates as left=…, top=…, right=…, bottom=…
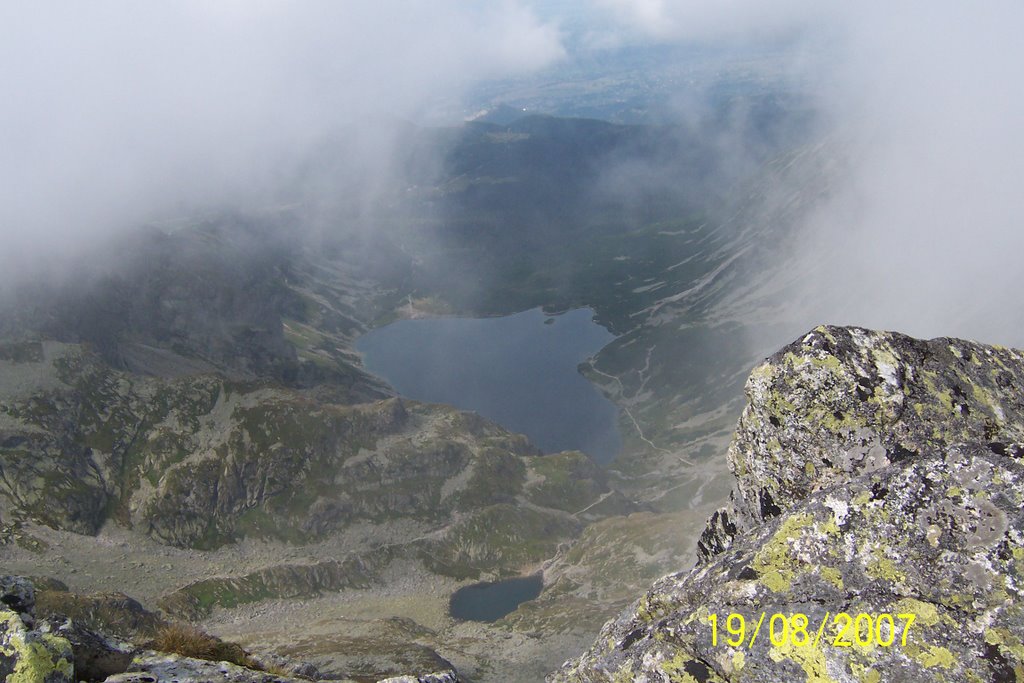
left=0, top=609, right=74, bottom=683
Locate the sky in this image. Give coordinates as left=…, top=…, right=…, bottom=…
left=3, top=1, right=1024, bottom=345
left=0, top=2, right=565, bottom=276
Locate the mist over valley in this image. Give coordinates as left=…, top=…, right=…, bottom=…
left=2, top=3, right=1023, bottom=682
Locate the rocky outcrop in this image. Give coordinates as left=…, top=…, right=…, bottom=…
left=0, top=576, right=37, bottom=624
left=699, top=325, right=1024, bottom=561
left=34, top=587, right=167, bottom=643
left=377, top=673, right=460, bottom=683
left=2, top=575, right=463, bottom=683
left=50, top=617, right=137, bottom=682
left=552, top=326, right=1024, bottom=682
left=0, top=343, right=604, bottom=560
left=102, top=653, right=312, bottom=683
left=157, top=553, right=392, bottom=619
left=0, top=609, right=75, bottom=683
left=1, top=576, right=330, bottom=683
left=1, top=577, right=74, bottom=683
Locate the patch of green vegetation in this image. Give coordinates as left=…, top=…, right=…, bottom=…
left=233, top=506, right=310, bottom=545
left=525, top=451, right=607, bottom=513
left=420, top=504, right=581, bottom=579
left=161, top=554, right=388, bottom=617
left=147, top=377, right=223, bottom=432
left=456, top=447, right=527, bottom=507
left=0, top=341, right=44, bottom=363
left=6, top=392, right=74, bottom=429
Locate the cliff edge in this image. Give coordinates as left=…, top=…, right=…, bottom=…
left=552, top=325, right=1024, bottom=682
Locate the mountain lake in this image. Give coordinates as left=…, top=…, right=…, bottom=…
left=448, top=574, right=545, bottom=622
left=355, top=307, right=622, bottom=464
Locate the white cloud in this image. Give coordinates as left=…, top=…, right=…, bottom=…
left=578, top=1, right=1024, bottom=345
left=789, top=3, right=1024, bottom=344
left=591, top=0, right=829, bottom=43
left=0, top=1, right=564, bottom=277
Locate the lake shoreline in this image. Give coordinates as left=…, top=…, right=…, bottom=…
left=355, top=307, right=623, bottom=464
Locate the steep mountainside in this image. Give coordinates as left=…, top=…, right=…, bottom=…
left=369, top=114, right=827, bottom=509
left=0, top=337, right=626, bottom=564
left=0, top=337, right=630, bottom=681
left=0, top=113, right=822, bottom=681
left=554, top=325, right=1024, bottom=682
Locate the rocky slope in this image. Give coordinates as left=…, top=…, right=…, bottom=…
left=553, top=325, right=1024, bottom=682
left=3, top=574, right=456, bottom=683
left=0, top=239, right=807, bottom=682
left=0, top=337, right=618, bottom=559
left=0, top=336, right=627, bottom=681
left=0, top=114, right=825, bottom=681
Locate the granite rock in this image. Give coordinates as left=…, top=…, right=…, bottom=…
left=552, top=326, right=1024, bottom=683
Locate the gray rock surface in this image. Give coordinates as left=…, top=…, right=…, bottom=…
left=1, top=575, right=77, bottom=681
left=0, top=574, right=36, bottom=625
left=552, top=326, right=1024, bottom=682
left=376, top=673, right=460, bottom=683
left=1, top=576, right=465, bottom=683
left=50, top=616, right=137, bottom=682
left=0, top=608, right=74, bottom=683
left=700, top=325, right=1024, bottom=561
left=103, top=652, right=310, bottom=683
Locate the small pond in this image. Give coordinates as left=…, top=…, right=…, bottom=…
left=448, top=574, right=544, bottom=622
left=355, top=307, right=621, bottom=463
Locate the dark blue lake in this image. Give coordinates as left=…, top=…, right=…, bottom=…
left=355, top=307, right=621, bottom=463
left=448, top=574, right=544, bottom=622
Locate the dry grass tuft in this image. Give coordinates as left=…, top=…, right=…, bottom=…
left=147, top=622, right=257, bottom=669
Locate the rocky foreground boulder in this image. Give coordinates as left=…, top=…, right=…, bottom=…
left=1, top=576, right=74, bottom=682
left=552, top=325, right=1024, bottom=682
left=0, top=576, right=463, bottom=682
